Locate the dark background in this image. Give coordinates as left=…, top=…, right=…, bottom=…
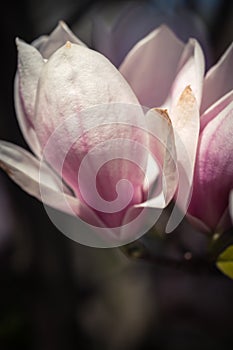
left=0, top=1, right=233, bottom=349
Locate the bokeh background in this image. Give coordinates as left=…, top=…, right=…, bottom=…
left=0, top=0, right=233, bottom=349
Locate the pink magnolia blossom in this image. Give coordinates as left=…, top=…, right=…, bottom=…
left=0, top=21, right=232, bottom=244
left=0, top=22, right=182, bottom=246
left=187, top=43, right=233, bottom=233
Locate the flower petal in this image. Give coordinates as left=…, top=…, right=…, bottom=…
left=200, top=90, right=233, bottom=132
left=171, top=86, right=200, bottom=187
left=0, top=141, right=69, bottom=201
left=15, top=76, right=42, bottom=157
left=31, top=35, right=49, bottom=51
left=188, top=101, right=233, bottom=231
left=34, top=43, right=145, bottom=229
left=35, top=21, right=86, bottom=59
left=0, top=142, right=132, bottom=248
left=201, top=43, right=233, bottom=113
left=137, top=108, right=178, bottom=209
left=165, top=86, right=200, bottom=232
left=34, top=42, right=139, bottom=163
left=0, top=141, right=104, bottom=228
left=35, top=42, right=138, bottom=143
left=119, top=25, right=185, bottom=107
left=37, top=103, right=150, bottom=228
left=15, top=39, right=45, bottom=156
left=166, top=38, right=205, bottom=110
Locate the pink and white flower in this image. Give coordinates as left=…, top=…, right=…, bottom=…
left=188, top=43, right=233, bottom=233
left=0, top=21, right=232, bottom=245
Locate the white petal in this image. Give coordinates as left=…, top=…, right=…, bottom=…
left=166, top=86, right=200, bottom=233
left=200, top=89, right=233, bottom=132
left=201, top=42, right=233, bottom=113
left=15, top=39, right=44, bottom=156
left=0, top=141, right=76, bottom=214
left=166, top=38, right=205, bottom=110
left=0, top=142, right=137, bottom=246
left=137, top=108, right=178, bottom=209
left=14, top=74, right=42, bottom=157
left=0, top=141, right=92, bottom=220
left=119, top=25, right=185, bottom=107
left=171, top=86, right=200, bottom=179
left=34, top=42, right=139, bottom=155
left=36, top=21, right=86, bottom=59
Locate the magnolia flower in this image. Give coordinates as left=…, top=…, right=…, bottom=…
left=0, top=22, right=182, bottom=246
left=108, top=20, right=233, bottom=235
left=0, top=21, right=231, bottom=246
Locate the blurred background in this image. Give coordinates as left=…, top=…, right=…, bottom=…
left=0, top=0, right=233, bottom=349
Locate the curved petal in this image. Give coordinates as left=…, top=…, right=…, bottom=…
left=35, top=42, right=139, bottom=144
left=171, top=86, right=200, bottom=188
left=36, top=104, right=150, bottom=229
left=15, top=39, right=45, bottom=157
left=14, top=74, right=42, bottom=157
left=201, top=42, right=233, bottom=113
left=34, top=40, right=150, bottom=226
left=36, top=21, right=86, bottom=59
left=0, top=141, right=69, bottom=200
left=0, top=141, right=104, bottom=228
left=165, top=86, right=200, bottom=233
left=166, top=38, right=205, bottom=110
left=188, top=101, right=233, bottom=231
left=33, top=44, right=141, bottom=205
left=200, top=89, right=233, bottom=132
left=119, top=25, right=185, bottom=107
left=137, top=108, right=178, bottom=209
left=14, top=22, right=85, bottom=158
left=31, top=35, right=49, bottom=51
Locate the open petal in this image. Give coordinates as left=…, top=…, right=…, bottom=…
left=201, top=43, right=233, bottom=114
left=166, top=38, right=205, bottom=110
left=171, top=86, right=200, bottom=188
left=0, top=141, right=70, bottom=202
left=0, top=141, right=105, bottom=228
left=200, top=89, right=233, bottom=132
left=31, top=35, right=49, bottom=51
left=34, top=42, right=139, bottom=193
left=119, top=25, right=185, bottom=107
left=0, top=142, right=132, bottom=247
left=14, top=75, right=42, bottom=157
left=188, top=101, right=233, bottom=232
left=35, top=42, right=139, bottom=142
left=35, top=21, right=86, bottom=59
left=137, top=108, right=178, bottom=209
left=162, top=86, right=200, bottom=233
left=15, top=39, right=45, bottom=156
